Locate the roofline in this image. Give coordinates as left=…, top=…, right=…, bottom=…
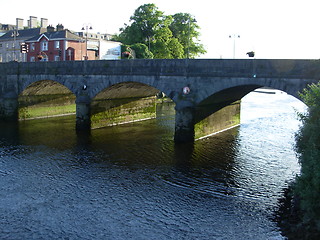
left=25, top=38, right=84, bottom=43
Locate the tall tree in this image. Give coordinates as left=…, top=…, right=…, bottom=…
left=114, top=4, right=205, bottom=59
left=169, top=13, right=206, bottom=58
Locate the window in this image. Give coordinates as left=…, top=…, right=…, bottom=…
left=41, top=41, right=48, bottom=51
left=30, top=56, right=35, bottom=62
left=55, top=41, right=60, bottom=49
left=54, top=56, right=60, bottom=61
left=31, top=43, right=35, bottom=51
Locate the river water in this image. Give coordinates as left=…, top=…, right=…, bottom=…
left=0, top=90, right=306, bottom=239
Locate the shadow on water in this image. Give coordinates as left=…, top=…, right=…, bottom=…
left=0, top=121, right=20, bottom=146
left=163, top=127, right=241, bottom=198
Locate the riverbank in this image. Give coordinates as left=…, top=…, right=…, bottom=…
left=276, top=184, right=320, bottom=240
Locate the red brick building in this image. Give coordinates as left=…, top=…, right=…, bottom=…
left=25, top=25, right=96, bottom=61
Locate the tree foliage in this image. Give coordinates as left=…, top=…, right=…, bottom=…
left=114, top=4, right=206, bottom=59
left=170, top=13, right=206, bottom=58
left=294, top=81, right=320, bottom=237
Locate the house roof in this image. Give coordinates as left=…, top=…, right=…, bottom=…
left=26, top=29, right=83, bottom=42
left=0, top=28, right=47, bottom=41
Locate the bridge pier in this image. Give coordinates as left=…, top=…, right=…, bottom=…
left=174, top=107, right=195, bottom=143
left=76, top=95, right=91, bottom=131
left=0, top=92, right=19, bottom=121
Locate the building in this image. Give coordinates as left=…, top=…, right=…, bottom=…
left=0, top=23, right=15, bottom=37
left=0, top=17, right=48, bottom=62
left=75, top=31, right=121, bottom=60
left=25, top=25, right=96, bottom=61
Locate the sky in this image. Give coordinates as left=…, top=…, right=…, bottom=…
left=1, top=0, right=319, bottom=59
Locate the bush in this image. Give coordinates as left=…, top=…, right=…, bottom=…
left=294, top=82, right=320, bottom=237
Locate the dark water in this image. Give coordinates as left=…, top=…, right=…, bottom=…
left=0, top=90, right=305, bottom=239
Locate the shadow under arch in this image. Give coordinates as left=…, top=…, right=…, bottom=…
left=194, top=82, right=307, bottom=140
left=90, top=81, right=176, bottom=129
left=18, top=79, right=76, bottom=120
left=195, top=84, right=261, bottom=124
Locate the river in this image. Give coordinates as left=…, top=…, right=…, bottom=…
left=0, top=89, right=306, bottom=239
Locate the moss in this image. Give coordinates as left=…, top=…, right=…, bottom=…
left=91, top=97, right=156, bottom=129
left=195, top=101, right=240, bottom=139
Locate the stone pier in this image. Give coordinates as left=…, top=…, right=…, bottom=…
left=76, top=95, right=91, bottom=131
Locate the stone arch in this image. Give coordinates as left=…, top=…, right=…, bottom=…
left=89, top=80, right=176, bottom=129
left=18, top=76, right=76, bottom=96
left=194, top=77, right=310, bottom=107
left=87, top=75, right=177, bottom=104
left=194, top=77, right=309, bottom=124
left=18, top=79, right=76, bottom=120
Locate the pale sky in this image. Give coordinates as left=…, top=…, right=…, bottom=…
left=1, top=0, right=319, bottom=59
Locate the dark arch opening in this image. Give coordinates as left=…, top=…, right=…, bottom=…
left=194, top=84, right=306, bottom=140
left=19, top=80, right=76, bottom=120
left=196, top=84, right=261, bottom=123
left=91, top=81, right=175, bottom=129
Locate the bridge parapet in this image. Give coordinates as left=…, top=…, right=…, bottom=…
left=1, top=59, right=320, bottom=79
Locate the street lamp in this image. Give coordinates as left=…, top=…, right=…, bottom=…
left=11, top=30, right=19, bottom=61
left=229, top=34, right=240, bottom=59
left=81, top=24, right=92, bottom=60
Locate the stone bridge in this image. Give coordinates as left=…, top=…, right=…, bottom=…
left=0, top=59, right=319, bottom=142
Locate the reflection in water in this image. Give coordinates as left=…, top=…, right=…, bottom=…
left=0, top=90, right=305, bottom=239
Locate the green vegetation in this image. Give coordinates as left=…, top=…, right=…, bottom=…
left=114, top=3, right=206, bottom=59
left=91, top=97, right=156, bottom=129
left=195, top=102, right=240, bottom=139
left=292, top=82, right=320, bottom=238
left=19, top=104, right=76, bottom=120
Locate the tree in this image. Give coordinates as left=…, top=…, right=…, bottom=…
left=169, top=13, right=206, bottom=58
left=294, top=81, right=320, bottom=238
left=114, top=4, right=206, bottom=59
left=130, top=43, right=153, bottom=59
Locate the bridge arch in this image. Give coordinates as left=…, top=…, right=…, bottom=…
left=194, top=77, right=308, bottom=107
left=194, top=77, right=308, bottom=124
left=18, top=79, right=76, bottom=120
left=87, top=75, right=176, bottom=103
left=89, top=81, right=175, bottom=129
left=18, top=76, right=76, bottom=96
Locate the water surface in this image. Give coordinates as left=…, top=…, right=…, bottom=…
left=0, top=90, right=306, bottom=239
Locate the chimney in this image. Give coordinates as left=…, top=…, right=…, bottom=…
left=56, top=24, right=64, bottom=31
left=29, top=16, right=37, bottom=28
left=47, top=25, right=55, bottom=32
left=41, top=18, right=48, bottom=28
left=16, top=18, right=24, bottom=30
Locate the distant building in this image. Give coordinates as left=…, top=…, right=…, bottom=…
left=0, top=17, right=48, bottom=62
left=25, top=25, right=95, bottom=61
left=0, top=23, right=15, bottom=37
left=75, top=31, right=121, bottom=60
left=0, top=16, right=121, bottom=62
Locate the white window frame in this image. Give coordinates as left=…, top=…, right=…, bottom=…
left=41, top=41, right=48, bottom=51
left=55, top=41, right=60, bottom=49
left=30, top=56, right=35, bottom=62
left=31, top=43, right=35, bottom=51
left=54, top=55, right=60, bottom=61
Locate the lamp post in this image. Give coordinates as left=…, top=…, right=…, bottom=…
left=229, top=34, right=240, bottom=59
left=81, top=24, right=92, bottom=60
left=11, top=30, right=19, bottom=61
